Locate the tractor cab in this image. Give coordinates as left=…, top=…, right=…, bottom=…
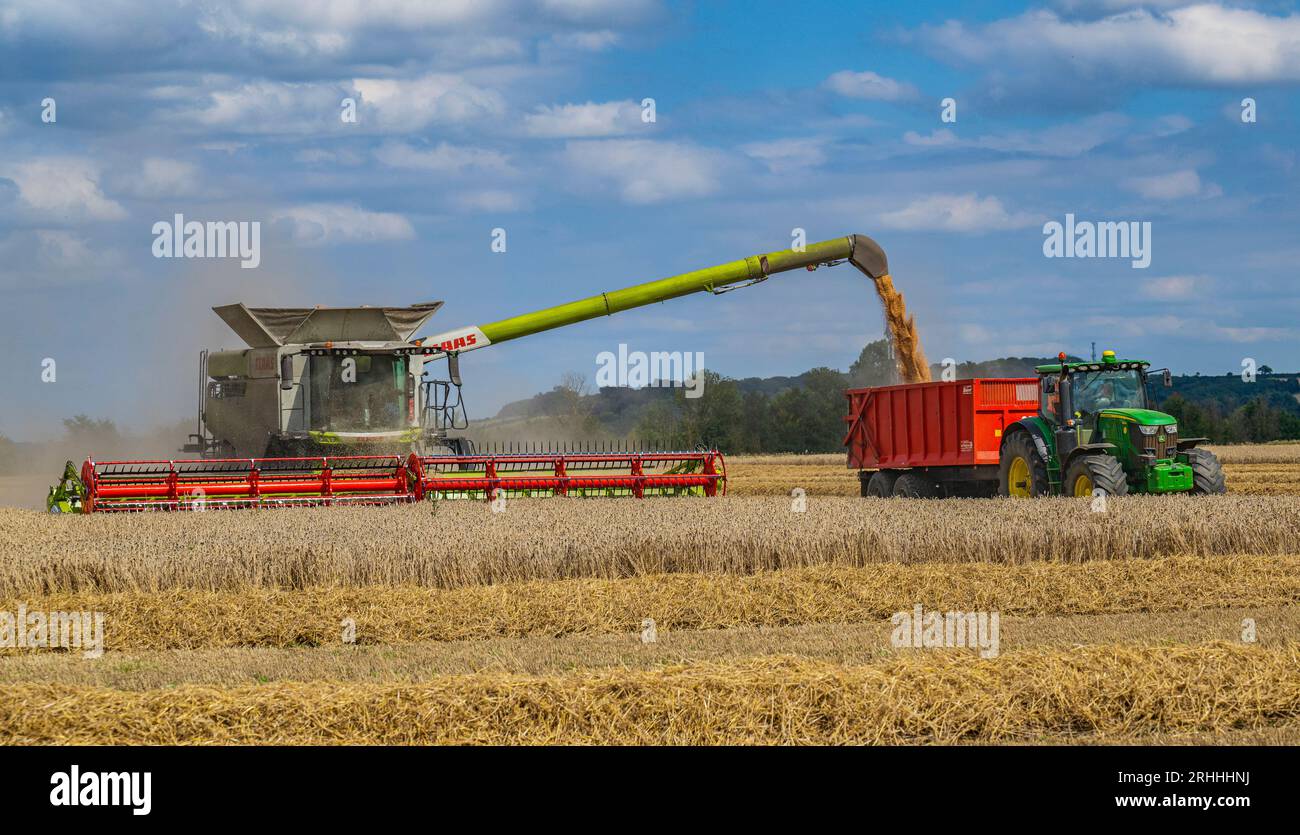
left=1036, top=350, right=1158, bottom=458
left=997, top=349, right=1224, bottom=497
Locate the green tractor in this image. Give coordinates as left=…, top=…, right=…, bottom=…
left=998, top=350, right=1226, bottom=498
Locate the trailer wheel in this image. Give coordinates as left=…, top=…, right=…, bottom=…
left=1184, top=448, right=1227, bottom=495
left=893, top=472, right=939, bottom=498
left=999, top=432, right=1050, bottom=498
left=1064, top=454, right=1128, bottom=498
left=863, top=470, right=898, bottom=497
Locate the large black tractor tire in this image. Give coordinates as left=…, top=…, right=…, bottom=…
left=863, top=470, right=899, bottom=497
left=998, top=432, right=1051, bottom=497
left=1064, top=454, right=1129, bottom=498
left=892, top=472, right=940, bottom=498
left=1184, top=448, right=1227, bottom=495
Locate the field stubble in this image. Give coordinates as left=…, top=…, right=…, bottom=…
left=3, top=643, right=1297, bottom=745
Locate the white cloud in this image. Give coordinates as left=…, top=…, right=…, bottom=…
left=271, top=203, right=415, bottom=245
left=1125, top=169, right=1219, bottom=200
left=118, top=158, right=201, bottom=199
left=375, top=141, right=510, bottom=173
left=353, top=74, right=506, bottom=132
left=177, top=80, right=346, bottom=134
left=903, top=128, right=959, bottom=148
left=922, top=5, right=1300, bottom=86
left=563, top=139, right=725, bottom=204
left=207, top=0, right=499, bottom=35
left=173, top=74, right=506, bottom=135
left=0, top=157, right=126, bottom=221
left=742, top=138, right=827, bottom=173
left=1140, top=275, right=1211, bottom=300
left=878, top=194, right=1038, bottom=232
left=294, top=147, right=364, bottom=165
left=824, top=70, right=918, bottom=101
left=1085, top=313, right=1294, bottom=343
left=547, top=30, right=621, bottom=51
left=538, top=0, right=660, bottom=24
left=198, top=142, right=249, bottom=154
left=905, top=113, right=1129, bottom=157
left=523, top=100, right=644, bottom=138
left=455, top=190, right=524, bottom=212
left=32, top=230, right=98, bottom=270
left=0, top=229, right=119, bottom=288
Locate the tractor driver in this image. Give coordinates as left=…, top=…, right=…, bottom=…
left=1093, top=380, right=1117, bottom=409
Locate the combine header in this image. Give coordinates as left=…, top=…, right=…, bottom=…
left=54, top=449, right=725, bottom=512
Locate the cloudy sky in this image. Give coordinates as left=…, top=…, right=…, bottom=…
left=1, top=0, right=1298, bottom=437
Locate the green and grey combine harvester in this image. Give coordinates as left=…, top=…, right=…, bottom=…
left=49, top=235, right=891, bottom=512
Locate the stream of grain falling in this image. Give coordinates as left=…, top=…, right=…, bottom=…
left=871, top=273, right=931, bottom=383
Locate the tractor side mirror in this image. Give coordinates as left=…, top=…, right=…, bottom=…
left=447, top=352, right=462, bottom=387
left=1163, top=369, right=1172, bottom=388
left=280, top=354, right=294, bottom=391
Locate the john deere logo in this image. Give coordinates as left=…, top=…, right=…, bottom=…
left=1157, top=434, right=1166, bottom=443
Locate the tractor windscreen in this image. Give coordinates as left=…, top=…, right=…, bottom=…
left=1071, top=368, right=1146, bottom=415
left=308, top=354, right=409, bottom=431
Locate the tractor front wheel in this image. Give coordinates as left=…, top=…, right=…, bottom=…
left=1184, top=448, right=1227, bottom=495
left=1064, top=454, right=1128, bottom=498
left=999, top=432, right=1050, bottom=498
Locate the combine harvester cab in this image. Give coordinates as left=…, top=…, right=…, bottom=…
left=845, top=350, right=1227, bottom=499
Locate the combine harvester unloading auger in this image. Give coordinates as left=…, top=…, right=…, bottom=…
left=49, top=234, right=918, bottom=512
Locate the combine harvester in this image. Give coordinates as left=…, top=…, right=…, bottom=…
left=50, top=235, right=895, bottom=512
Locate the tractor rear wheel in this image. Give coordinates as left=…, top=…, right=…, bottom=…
left=864, top=470, right=898, bottom=497
left=1184, top=448, right=1227, bottom=495
left=999, top=432, right=1050, bottom=497
left=1064, top=454, right=1128, bottom=497
left=893, top=472, right=939, bottom=498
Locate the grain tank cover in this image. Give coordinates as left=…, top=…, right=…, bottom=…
left=213, top=302, right=443, bottom=347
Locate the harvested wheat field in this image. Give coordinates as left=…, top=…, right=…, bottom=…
left=4, top=644, right=1299, bottom=745
left=2, top=555, right=1299, bottom=651
left=2, top=450, right=1299, bottom=745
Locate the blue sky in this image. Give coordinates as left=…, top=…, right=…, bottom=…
left=1, top=0, right=1298, bottom=437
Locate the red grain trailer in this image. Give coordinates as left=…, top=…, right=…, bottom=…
left=843, top=378, right=1040, bottom=497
